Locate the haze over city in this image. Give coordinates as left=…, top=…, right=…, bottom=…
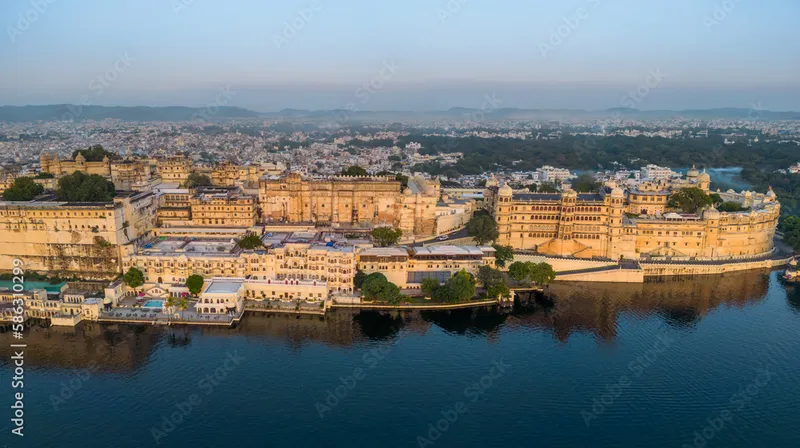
left=3, top=0, right=799, bottom=111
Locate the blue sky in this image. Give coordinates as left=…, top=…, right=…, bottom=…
left=1, top=0, right=798, bottom=111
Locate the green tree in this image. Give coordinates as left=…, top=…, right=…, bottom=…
left=353, top=270, right=367, bottom=289
left=55, top=171, right=116, bottom=202
left=466, top=214, right=499, bottom=245
left=508, top=261, right=532, bottom=285
left=186, top=275, right=204, bottom=296
left=717, top=201, right=749, bottom=212
left=529, top=262, right=556, bottom=286
left=360, top=272, right=404, bottom=303
left=123, top=267, right=144, bottom=289
left=34, top=172, right=55, bottom=179
left=434, top=270, right=476, bottom=303
left=371, top=227, right=402, bottom=247
left=72, top=145, right=118, bottom=161
left=492, top=244, right=513, bottom=268
left=538, top=182, right=559, bottom=193
left=177, top=296, right=189, bottom=319
left=341, top=166, right=368, bottom=176
left=572, top=174, right=601, bottom=192
left=477, top=265, right=504, bottom=290
left=710, top=193, right=723, bottom=205
left=2, top=177, right=44, bottom=201
left=668, top=187, right=713, bottom=214
left=420, top=277, right=440, bottom=296
left=527, top=184, right=538, bottom=192
left=781, top=216, right=800, bottom=252
left=486, top=282, right=511, bottom=299
left=183, top=173, right=213, bottom=188
left=236, top=233, right=264, bottom=250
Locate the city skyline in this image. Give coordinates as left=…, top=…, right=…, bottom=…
left=2, top=0, right=799, bottom=111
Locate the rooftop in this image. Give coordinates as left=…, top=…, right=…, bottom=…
left=203, top=280, right=244, bottom=295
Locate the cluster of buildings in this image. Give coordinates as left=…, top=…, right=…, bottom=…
left=486, top=166, right=780, bottom=260
left=0, top=143, right=785, bottom=326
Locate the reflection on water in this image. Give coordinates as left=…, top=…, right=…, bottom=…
left=0, top=270, right=777, bottom=372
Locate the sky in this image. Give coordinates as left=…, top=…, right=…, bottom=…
left=1, top=0, right=799, bottom=111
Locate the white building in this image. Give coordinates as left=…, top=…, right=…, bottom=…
left=640, top=164, right=675, bottom=180
left=789, top=163, right=800, bottom=174
left=536, top=166, right=572, bottom=183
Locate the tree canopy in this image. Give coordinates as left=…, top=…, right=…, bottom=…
left=466, top=214, right=499, bottom=245
left=781, top=216, right=800, bottom=253
left=341, top=166, right=368, bottom=176
left=371, top=227, right=402, bottom=247
left=72, top=145, right=119, bottom=161
left=717, top=201, right=749, bottom=212
left=668, top=187, right=713, bottom=214
left=432, top=270, right=477, bottom=303
left=236, top=233, right=264, bottom=250
left=571, top=174, right=601, bottom=192
left=55, top=171, right=116, bottom=202
left=2, top=177, right=44, bottom=201
left=123, top=267, right=144, bottom=289
left=420, top=277, right=440, bottom=296
left=508, top=261, right=556, bottom=286
left=186, top=275, right=204, bottom=296
left=183, top=173, right=213, bottom=188
left=477, top=265, right=510, bottom=299
left=492, top=244, right=513, bottom=268
left=360, top=272, right=404, bottom=304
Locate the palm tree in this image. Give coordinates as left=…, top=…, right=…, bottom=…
left=177, top=296, right=189, bottom=320
left=164, top=296, right=177, bottom=324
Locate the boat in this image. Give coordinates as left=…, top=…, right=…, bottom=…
left=783, top=258, right=798, bottom=282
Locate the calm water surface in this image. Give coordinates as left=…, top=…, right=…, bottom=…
left=2, top=270, right=799, bottom=448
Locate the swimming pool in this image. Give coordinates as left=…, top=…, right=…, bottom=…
left=143, top=300, right=164, bottom=308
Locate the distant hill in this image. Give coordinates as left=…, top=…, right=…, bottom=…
left=0, top=105, right=260, bottom=122
left=1, top=105, right=798, bottom=123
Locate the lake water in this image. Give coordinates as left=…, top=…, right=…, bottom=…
left=2, top=270, right=799, bottom=447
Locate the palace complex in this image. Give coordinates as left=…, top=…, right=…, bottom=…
left=0, top=149, right=788, bottom=328
left=486, top=167, right=780, bottom=260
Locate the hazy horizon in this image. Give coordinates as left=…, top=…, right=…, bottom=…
left=2, top=0, right=799, bottom=111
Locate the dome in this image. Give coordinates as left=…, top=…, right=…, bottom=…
left=611, top=187, right=624, bottom=198
left=697, top=169, right=711, bottom=182
left=790, top=258, right=798, bottom=267
left=687, top=164, right=699, bottom=178
left=703, top=206, right=720, bottom=219
left=766, top=186, right=776, bottom=198
left=605, top=179, right=617, bottom=189
left=403, top=187, right=413, bottom=196
left=498, top=183, right=513, bottom=196
left=75, top=152, right=86, bottom=162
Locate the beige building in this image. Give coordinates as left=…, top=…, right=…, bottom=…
left=258, top=173, right=439, bottom=237
left=357, top=245, right=496, bottom=289
left=155, top=187, right=257, bottom=227
left=0, top=191, right=158, bottom=278
left=40, top=152, right=154, bottom=190
left=156, top=154, right=193, bottom=184
left=123, top=237, right=358, bottom=295
left=486, top=171, right=779, bottom=261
